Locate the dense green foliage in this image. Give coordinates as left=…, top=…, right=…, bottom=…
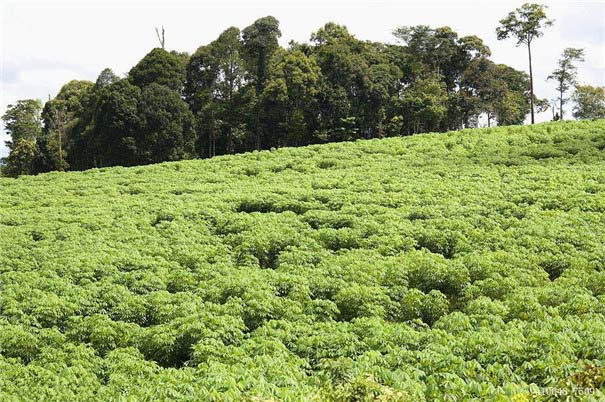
left=573, top=86, right=605, bottom=121
left=1, top=120, right=604, bottom=400
left=129, top=48, right=188, bottom=92
left=1, top=99, right=43, bottom=176
left=3, top=16, right=537, bottom=176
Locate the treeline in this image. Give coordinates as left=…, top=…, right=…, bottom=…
left=2, top=6, right=603, bottom=176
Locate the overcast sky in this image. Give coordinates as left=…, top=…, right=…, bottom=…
left=1, top=0, right=604, bottom=158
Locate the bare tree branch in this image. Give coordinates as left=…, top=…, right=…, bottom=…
left=155, top=26, right=165, bottom=49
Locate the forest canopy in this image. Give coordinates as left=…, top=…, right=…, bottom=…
left=2, top=11, right=597, bottom=177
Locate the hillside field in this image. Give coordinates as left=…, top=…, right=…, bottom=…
left=1, top=120, right=605, bottom=401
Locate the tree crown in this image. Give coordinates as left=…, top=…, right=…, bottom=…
left=496, top=3, right=554, bottom=46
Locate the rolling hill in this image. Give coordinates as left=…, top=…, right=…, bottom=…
left=1, top=120, right=605, bottom=401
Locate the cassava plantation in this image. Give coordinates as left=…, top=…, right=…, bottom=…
left=1, top=120, right=604, bottom=400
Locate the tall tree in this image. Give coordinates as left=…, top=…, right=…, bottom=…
left=399, top=74, right=449, bottom=134
left=63, top=69, right=121, bottom=170
left=572, top=85, right=605, bottom=120
left=496, top=3, right=553, bottom=124
left=495, top=64, right=532, bottom=125
left=393, top=25, right=490, bottom=130
left=242, top=16, right=282, bottom=150
left=1, top=138, right=39, bottom=177
left=185, top=27, right=249, bottom=157
left=461, top=58, right=502, bottom=127
left=210, top=28, right=249, bottom=154
left=311, top=23, right=400, bottom=140
left=129, top=48, right=188, bottom=92
left=461, top=59, right=532, bottom=127
left=1, top=100, right=42, bottom=176
left=41, top=80, right=94, bottom=171
left=89, top=80, right=143, bottom=167
left=242, top=16, right=282, bottom=93
left=89, top=80, right=195, bottom=167
left=261, top=48, right=321, bottom=147
left=393, top=26, right=490, bottom=94
left=137, top=83, right=196, bottom=163
left=2, top=99, right=43, bottom=148
left=310, top=23, right=358, bottom=141
left=547, top=48, right=585, bottom=119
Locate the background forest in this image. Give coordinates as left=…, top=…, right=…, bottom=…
left=0, top=17, right=547, bottom=174
left=2, top=4, right=604, bottom=177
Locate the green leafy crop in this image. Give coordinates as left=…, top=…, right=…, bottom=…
left=1, top=120, right=604, bottom=401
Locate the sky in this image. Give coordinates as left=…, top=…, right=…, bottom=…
left=1, top=0, right=604, bottom=158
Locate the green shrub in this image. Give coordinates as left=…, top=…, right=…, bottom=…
left=334, top=285, right=388, bottom=321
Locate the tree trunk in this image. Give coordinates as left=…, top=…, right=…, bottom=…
left=209, top=128, right=215, bottom=158
left=551, top=104, right=555, bottom=120
left=255, top=108, right=261, bottom=151
left=559, top=88, right=564, bottom=120
left=54, top=108, right=65, bottom=171
left=527, top=42, right=535, bottom=124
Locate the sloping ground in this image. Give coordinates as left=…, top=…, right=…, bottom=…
left=1, top=120, right=604, bottom=401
